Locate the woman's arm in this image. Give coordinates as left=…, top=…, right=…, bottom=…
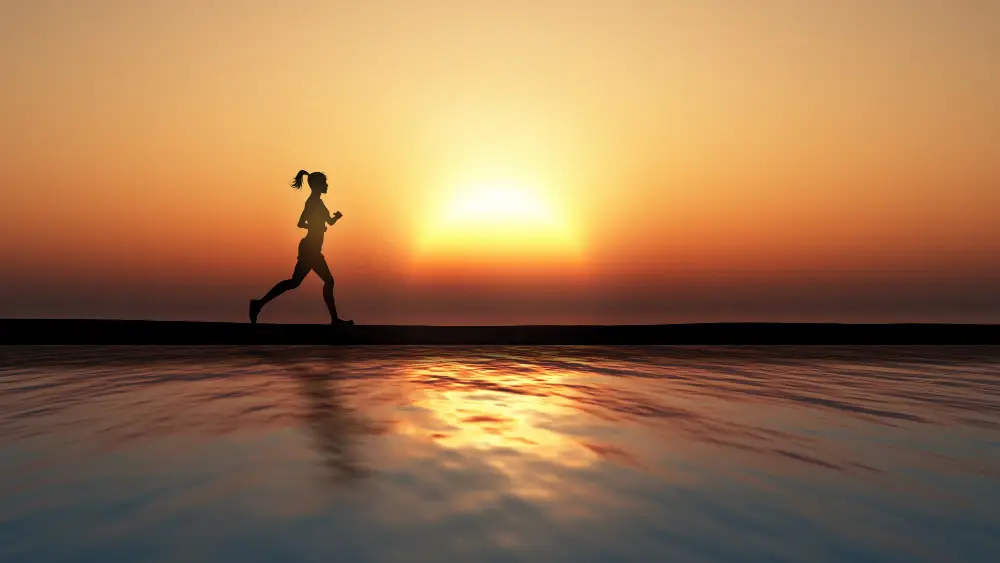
left=297, top=207, right=309, bottom=229
left=326, top=211, right=343, bottom=225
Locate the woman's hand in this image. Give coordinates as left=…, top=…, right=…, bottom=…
left=328, top=211, right=343, bottom=225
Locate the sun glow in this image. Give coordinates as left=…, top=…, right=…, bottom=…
left=415, top=180, right=583, bottom=265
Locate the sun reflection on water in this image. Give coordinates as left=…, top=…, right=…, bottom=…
left=397, top=363, right=601, bottom=499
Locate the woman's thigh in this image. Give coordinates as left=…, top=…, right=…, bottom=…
left=291, top=259, right=312, bottom=283
left=311, top=257, right=334, bottom=284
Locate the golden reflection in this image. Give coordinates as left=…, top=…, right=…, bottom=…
left=401, top=364, right=600, bottom=479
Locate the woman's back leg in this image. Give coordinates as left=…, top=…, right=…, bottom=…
left=250, top=261, right=311, bottom=323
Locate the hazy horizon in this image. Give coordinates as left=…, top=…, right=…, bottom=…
left=2, top=1, right=998, bottom=325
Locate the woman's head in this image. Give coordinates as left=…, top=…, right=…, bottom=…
left=291, top=170, right=328, bottom=194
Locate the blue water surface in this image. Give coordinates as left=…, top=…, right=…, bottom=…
left=1, top=345, right=998, bottom=562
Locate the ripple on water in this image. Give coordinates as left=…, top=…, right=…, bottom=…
left=1, top=345, right=999, bottom=562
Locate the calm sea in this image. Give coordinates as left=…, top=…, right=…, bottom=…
left=1, top=346, right=999, bottom=562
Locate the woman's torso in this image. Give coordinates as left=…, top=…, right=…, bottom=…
left=300, top=196, right=328, bottom=255
left=303, top=196, right=328, bottom=235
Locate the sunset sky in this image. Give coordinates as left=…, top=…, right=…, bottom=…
left=1, top=0, right=998, bottom=324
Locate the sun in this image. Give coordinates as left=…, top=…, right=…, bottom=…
left=414, top=180, right=583, bottom=265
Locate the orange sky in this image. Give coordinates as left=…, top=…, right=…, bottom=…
left=1, top=1, right=998, bottom=324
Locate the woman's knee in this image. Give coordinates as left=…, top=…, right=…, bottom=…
left=323, top=278, right=335, bottom=290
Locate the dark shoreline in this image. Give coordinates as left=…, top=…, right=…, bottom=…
left=1, top=319, right=999, bottom=345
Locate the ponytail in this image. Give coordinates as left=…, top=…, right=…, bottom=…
left=291, top=170, right=309, bottom=190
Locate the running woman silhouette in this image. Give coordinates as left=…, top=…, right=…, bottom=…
left=249, top=170, right=353, bottom=326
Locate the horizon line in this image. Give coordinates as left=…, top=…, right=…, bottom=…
left=3, top=317, right=1000, bottom=328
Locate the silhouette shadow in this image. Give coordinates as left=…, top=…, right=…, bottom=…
left=248, top=348, right=372, bottom=486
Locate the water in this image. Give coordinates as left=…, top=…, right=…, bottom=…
left=1, top=346, right=999, bottom=563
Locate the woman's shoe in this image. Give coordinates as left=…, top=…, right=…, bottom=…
left=249, top=300, right=262, bottom=324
